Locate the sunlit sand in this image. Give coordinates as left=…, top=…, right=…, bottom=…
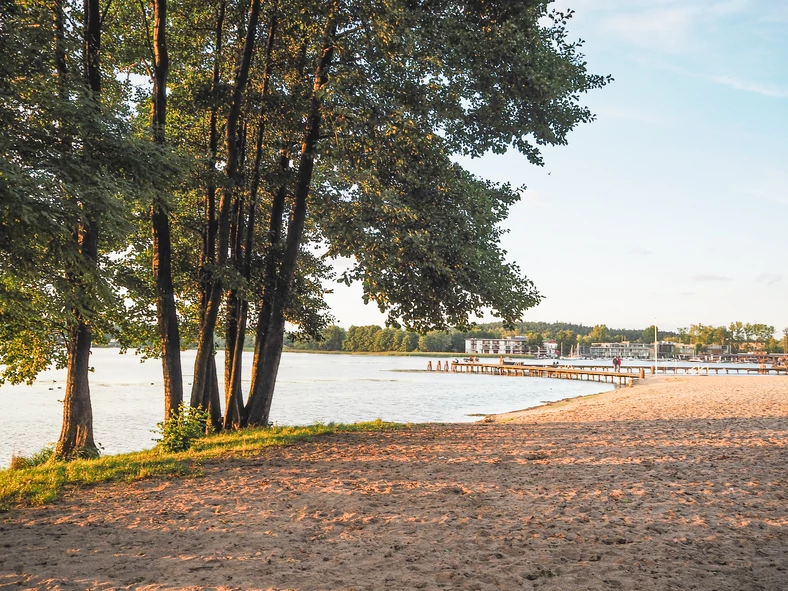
left=2, top=375, right=786, bottom=590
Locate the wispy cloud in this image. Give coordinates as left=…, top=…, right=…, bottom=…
left=710, top=75, right=788, bottom=98
left=594, top=0, right=750, bottom=53
left=691, top=274, right=733, bottom=282
left=631, top=58, right=788, bottom=100
left=602, top=6, right=697, bottom=53
left=756, top=273, right=783, bottom=285
left=562, top=1, right=788, bottom=102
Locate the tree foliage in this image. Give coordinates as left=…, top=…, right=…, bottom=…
left=2, top=0, right=612, bottom=439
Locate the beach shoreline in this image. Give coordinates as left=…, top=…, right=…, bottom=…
left=488, top=374, right=788, bottom=423
left=1, top=375, right=786, bottom=590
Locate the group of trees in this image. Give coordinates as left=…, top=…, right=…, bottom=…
left=287, top=320, right=788, bottom=354
left=676, top=323, right=786, bottom=353
left=1, top=0, right=608, bottom=458
left=286, top=322, right=657, bottom=354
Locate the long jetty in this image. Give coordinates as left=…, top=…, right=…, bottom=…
left=427, top=360, right=640, bottom=386
left=532, top=363, right=788, bottom=376
left=426, top=360, right=788, bottom=384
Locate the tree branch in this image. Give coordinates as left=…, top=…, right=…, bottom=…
left=137, top=0, right=155, bottom=77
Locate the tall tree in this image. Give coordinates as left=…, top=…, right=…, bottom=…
left=148, top=0, right=185, bottom=420
left=2, top=0, right=168, bottom=456
left=55, top=0, right=105, bottom=458
left=237, top=0, right=610, bottom=426
left=190, top=0, right=263, bottom=419
left=93, top=0, right=610, bottom=431
left=223, top=1, right=281, bottom=429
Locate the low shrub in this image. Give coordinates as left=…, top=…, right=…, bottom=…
left=8, top=445, right=55, bottom=470
left=152, top=403, right=212, bottom=453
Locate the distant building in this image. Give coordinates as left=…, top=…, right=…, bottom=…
left=588, top=341, right=651, bottom=359
left=542, top=340, right=558, bottom=357
left=464, top=337, right=558, bottom=358
left=465, top=337, right=528, bottom=355
left=588, top=341, right=682, bottom=359
left=672, top=343, right=695, bottom=358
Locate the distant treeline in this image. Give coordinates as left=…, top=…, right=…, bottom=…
left=285, top=320, right=788, bottom=354
left=284, top=321, right=683, bottom=354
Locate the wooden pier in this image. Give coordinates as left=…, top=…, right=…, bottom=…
left=431, top=361, right=640, bottom=386
left=524, top=364, right=788, bottom=376
left=426, top=359, right=788, bottom=383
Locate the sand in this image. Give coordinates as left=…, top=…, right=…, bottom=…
left=1, top=375, right=786, bottom=590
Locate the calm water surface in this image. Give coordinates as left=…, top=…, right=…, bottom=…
left=0, top=350, right=618, bottom=467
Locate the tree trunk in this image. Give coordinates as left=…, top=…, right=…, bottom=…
left=201, top=0, right=225, bottom=317
left=243, top=152, right=288, bottom=427
left=152, top=206, right=183, bottom=419
left=222, top=137, right=269, bottom=429
left=191, top=0, right=262, bottom=409
left=57, top=317, right=98, bottom=458
left=245, top=24, right=337, bottom=427
left=224, top=9, right=280, bottom=429
left=223, top=124, right=246, bottom=400
left=149, top=0, right=184, bottom=421
left=190, top=1, right=225, bottom=418
left=56, top=0, right=101, bottom=458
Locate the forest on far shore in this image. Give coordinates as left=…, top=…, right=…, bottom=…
left=285, top=321, right=788, bottom=354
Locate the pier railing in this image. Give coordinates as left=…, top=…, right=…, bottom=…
left=425, top=360, right=788, bottom=383
left=427, top=361, right=640, bottom=386
left=514, top=363, right=787, bottom=376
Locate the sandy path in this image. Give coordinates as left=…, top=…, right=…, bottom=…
left=1, top=376, right=786, bottom=590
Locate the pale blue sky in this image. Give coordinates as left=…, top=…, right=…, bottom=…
left=325, top=0, right=788, bottom=333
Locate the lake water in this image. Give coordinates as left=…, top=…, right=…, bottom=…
left=0, top=350, right=617, bottom=468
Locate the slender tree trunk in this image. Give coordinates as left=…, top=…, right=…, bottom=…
left=191, top=0, right=262, bottom=409
left=56, top=0, right=102, bottom=458
left=223, top=120, right=247, bottom=395
left=191, top=2, right=225, bottom=416
left=152, top=208, right=182, bottom=418
left=204, top=0, right=225, bottom=275
left=245, top=24, right=337, bottom=427
left=242, top=151, right=287, bottom=427
left=224, top=8, right=280, bottom=429
left=223, top=129, right=270, bottom=429
left=149, top=0, right=184, bottom=421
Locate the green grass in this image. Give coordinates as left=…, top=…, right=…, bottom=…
left=0, top=420, right=403, bottom=511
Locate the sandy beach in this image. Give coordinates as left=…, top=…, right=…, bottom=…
left=1, top=375, right=786, bottom=590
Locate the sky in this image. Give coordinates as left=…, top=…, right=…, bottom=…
left=323, top=0, right=788, bottom=334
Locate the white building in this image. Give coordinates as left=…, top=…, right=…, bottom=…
left=588, top=341, right=651, bottom=359
left=588, top=341, right=682, bottom=359
left=465, top=337, right=558, bottom=358
left=465, top=337, right=528, bottom=355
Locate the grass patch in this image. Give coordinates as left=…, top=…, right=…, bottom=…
left=0, top=419, right=403, bottom=511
